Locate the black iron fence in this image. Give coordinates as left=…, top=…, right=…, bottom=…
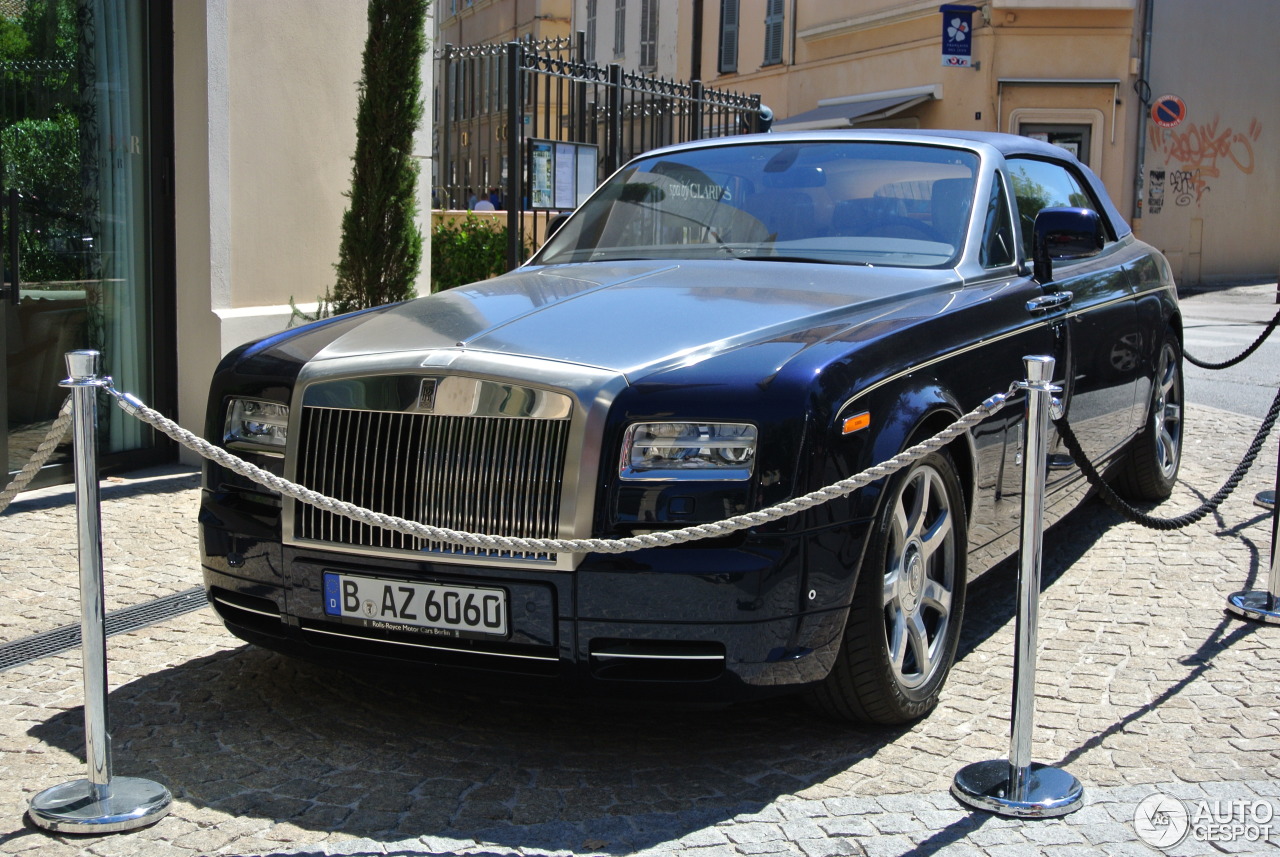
left=435, top=35, right=766, bottom=269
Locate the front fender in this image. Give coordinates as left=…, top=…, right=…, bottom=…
left=834, top=377, right=971, bottom=522
left=796, top=375, right=971, bottom=616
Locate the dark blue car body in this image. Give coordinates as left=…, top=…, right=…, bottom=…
left=200, top=131, right=1181, bottom=723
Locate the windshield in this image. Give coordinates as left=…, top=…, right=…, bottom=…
left=534, top=141, right=980, bottom=269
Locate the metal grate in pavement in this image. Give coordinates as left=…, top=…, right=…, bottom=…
left=0, top=587, right=209, bottom=672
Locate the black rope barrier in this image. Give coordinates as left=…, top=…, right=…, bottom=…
left=1054, top=386, right=1280, bottom=530
left=1184, top=305, right=1280, bottom=370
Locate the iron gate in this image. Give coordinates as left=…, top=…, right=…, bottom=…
left=435, top=35, right=765, bottom=269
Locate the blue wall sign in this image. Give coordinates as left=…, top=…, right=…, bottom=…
left=941, top=5, right=977, bottom=67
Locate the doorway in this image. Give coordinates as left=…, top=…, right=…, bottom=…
left=1, top=0, right=173, bottom=487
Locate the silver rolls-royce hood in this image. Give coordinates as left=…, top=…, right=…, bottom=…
left=311, top=260, right=952, bottom=378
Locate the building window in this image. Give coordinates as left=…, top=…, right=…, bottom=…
left=763, top=0, right=784, bottom=66
left=585, top=0, right=597, bottom=63
left=639, top=0, right=657, bottom=70
left=718, top=0, right=738, bottom=74
left=614, top=0, right=626, bottom=57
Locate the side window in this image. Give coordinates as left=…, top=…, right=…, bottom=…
left=1007, top=157, right=1099, bottom=259
left=980, top=173, right=1015, bottom=269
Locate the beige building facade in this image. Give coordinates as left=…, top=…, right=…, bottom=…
left=1134, top=0, right=1276, bottom=285
left=437, top=0, right=572, bottom=47
left=173, top=2, right=435, bottom=455
left=685, top=0, right=1276, bottom=286
left=436, top=0, right=1274, bottom=285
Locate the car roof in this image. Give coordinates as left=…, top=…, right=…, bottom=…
left=645, top=128, right=1068, bottom=160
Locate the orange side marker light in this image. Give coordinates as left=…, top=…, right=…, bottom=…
left=842, top=412, right=871, bottom=435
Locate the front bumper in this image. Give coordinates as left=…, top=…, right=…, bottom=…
left=200, top=490, right=863, bottom=703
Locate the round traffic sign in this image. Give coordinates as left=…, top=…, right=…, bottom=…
left=1152, top=95, right=1186, bottom=128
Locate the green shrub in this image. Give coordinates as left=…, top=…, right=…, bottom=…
left=1, top=114, right=83, bottom=283
left=431, top=214, right=522, bottom=292
left=329, top=0, right=428, bottom=313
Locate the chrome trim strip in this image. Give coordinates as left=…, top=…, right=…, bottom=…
left=586, top=660, right=727, bottom=665
left=302, top=375, right=574, bottom=419
left=837, top=317, right=1050, bottom=416
left=289, top=537, right=565, bottom=568
left=836, top=282, right=1174, bottom=418
left=300, top=624, right=560, bottom=661
left=1063, top=289, right=1155, bottom=322
left=212, top=596, right=280, bottom=620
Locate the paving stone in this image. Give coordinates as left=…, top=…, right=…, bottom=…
left=724, top=822, right=787, bottom=845
left=795, top=837, right=861, bottom=857
left=857, top=835, right=918, bottom=857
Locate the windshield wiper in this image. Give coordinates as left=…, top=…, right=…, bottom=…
left=735, top=254, right=871, bottom=266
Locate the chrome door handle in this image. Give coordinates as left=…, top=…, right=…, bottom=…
left=1026, top=291, right=1073, bottom=314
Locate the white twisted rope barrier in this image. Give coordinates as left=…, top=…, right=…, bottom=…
left=105, top=384, right=1015, bottom=555
left=0, top=396, right=74, bottom=515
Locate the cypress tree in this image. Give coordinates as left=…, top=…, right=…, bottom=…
left=330, top=0, right=428, bottom=313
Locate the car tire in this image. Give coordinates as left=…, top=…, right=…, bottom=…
left=807, top=449, right=967, bottom=725
left=1115, top=330, right=1183, bottom=501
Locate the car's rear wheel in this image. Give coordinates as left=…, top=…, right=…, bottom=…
left=1115, top=330, right=1183, bottom=501
left=807, top=449, right=967, bottom=725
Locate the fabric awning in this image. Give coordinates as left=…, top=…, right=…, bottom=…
left=774, top=92, right=935, bottom=131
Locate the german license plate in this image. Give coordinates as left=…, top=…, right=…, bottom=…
left=322, top=572, right=507, bottom=638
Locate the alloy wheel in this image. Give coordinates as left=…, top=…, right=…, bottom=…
left=1153, top=341, right=1183, bottom=479
left=882, top=463, right=956, bottom=690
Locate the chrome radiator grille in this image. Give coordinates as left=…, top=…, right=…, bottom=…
left=293, top=406, right=570, bottom=562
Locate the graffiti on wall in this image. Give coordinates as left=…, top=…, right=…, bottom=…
left=1147, top=170, right=1165, bottom=214
left=1148, top=116, right=1262, bottom=208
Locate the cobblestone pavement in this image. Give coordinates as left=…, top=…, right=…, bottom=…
left=3, top=299, right=1280, bottom=856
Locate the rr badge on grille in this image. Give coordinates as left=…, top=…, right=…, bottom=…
left=416, top=378, right=438, bottom=413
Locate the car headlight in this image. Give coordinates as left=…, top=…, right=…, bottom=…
left=620, top=422, right=757, bottom=481
left=225, top=398, right=289, bottom=455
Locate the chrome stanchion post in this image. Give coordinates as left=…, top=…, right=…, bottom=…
left=27, top=351, right=171, bottom=834
left=952, top=355, right=1085, bottom=818
left=1227, top=426, right=1280, bottom=623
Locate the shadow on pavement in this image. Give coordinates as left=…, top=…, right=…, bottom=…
left=26, top=640, right=910, bottom=854
left=3, top=468, right=199, bottom=515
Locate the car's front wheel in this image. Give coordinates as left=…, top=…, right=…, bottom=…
left=808, top=449, right=967, bottom=725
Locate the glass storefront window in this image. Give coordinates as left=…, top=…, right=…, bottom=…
left=2, top=0, right=162, bottom=478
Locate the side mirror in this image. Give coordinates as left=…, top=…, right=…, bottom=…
left=545, top=211, right=572, bottom=241
left=1032, top=206, right=1104, bottom=285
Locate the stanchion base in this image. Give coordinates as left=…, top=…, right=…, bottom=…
left=1255, top=490, right=1275, bottom=511
left=28, top=777, right=171, bottom=834
left=952, top=760, right=1084, bottom=818
left=1227, top=590, right=1280, bottom=625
